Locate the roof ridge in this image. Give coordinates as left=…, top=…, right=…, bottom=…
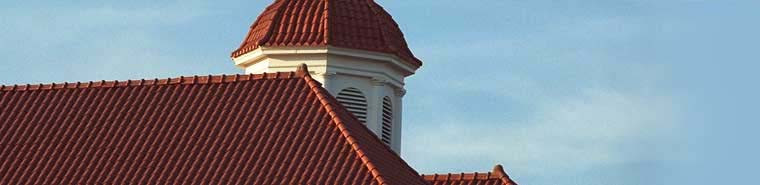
left=0, top=72, right=306, bottom=92
left=422, top=165, right=518, bottom=185
left=267, top=0, right=294, bottom=46
left=422, top=173, right=500, bottom=180
left=362, top=0, right=422, bottom=67
left=301, top=70, right=425, bottom=185
left=493, top=164, right=519, bottom=185
left=301, top=73, right=391, bottom=185
left=323, top=0, right=331, bottom=44
left=363, top=0, right=391, bottom=52
left=231, top=0, right=290, bottom=57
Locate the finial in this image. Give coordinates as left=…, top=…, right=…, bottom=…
left=296, top=63, right=310, bottom=77
left=493, top=164, right=506, bottom=176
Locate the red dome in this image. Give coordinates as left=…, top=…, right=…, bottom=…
left=232, top=0, right=422, bottom=67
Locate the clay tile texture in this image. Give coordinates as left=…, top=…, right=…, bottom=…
left=0, top=70, right=428, bottom=185
left=232, top=0, right=423, bottom=67
left=422, top=165, right=519, bottom=185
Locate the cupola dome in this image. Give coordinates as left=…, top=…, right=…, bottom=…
left=230, top=0, right=422, bottom=152
left=231, top=0, right=422, bottom=67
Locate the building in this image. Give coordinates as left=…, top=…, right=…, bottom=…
left=0, top=0, right=518, bottom=184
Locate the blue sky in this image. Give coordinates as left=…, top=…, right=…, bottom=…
left=1, top=0, right=758, bottom=184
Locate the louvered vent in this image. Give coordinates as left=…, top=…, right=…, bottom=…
left=337, top=88, right=368, bottom=124
left=381, top=97, right=393, bottom=145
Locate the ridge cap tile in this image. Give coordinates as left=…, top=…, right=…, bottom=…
left=302, top=74, right=427, bottom=185
left=0, top=73, right=310, bottom=92
left=421, top=166, right=519, bottom=185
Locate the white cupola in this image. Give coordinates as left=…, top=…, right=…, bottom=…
left=230, top=0, right=421, bottom=153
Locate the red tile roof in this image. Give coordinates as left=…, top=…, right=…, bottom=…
left=422, top=165, right=518, bottom=185
left=231, top=0, right=422, bottom=67
left=0, top=65, right=427, bottom=185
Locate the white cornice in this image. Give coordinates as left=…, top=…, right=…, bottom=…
left=325, top=46, right=420, bottom=75
left=232, top=46, right=420, bottom=76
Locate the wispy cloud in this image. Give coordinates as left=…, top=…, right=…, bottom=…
left=0, top=1, right=226, bottom=84
left=402, top=5, right=685, bottom=184
left=404, top=86, right=682, bottom=184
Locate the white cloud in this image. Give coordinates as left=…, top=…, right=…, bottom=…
left=405, top=87, right=681, bottom=177
left=402, top=12, right=685, bottom=181
left=0, top=1, right=230, bottom=84
left=0, top=1, right=210, bottom=45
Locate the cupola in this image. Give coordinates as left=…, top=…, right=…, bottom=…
left=231, top=0, right=421, bottom=153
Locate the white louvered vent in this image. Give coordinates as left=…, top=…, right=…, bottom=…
left=380, top=96, right=393, bottom=145
left=337, top=88, right=368, bottom=124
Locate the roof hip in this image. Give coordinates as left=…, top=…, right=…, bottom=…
left=300, top=67, right=427, bottom=185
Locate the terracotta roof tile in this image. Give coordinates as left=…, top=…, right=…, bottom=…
left=232, top=0, right=422, bottom=67
left=0, top=65, right=427, bottom=185
left=422, top=165, right=518, bottom=185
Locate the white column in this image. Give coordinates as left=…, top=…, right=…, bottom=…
left=369, top=78, right=387, bottom=136
left=392, top=88, right=406, bottom=153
